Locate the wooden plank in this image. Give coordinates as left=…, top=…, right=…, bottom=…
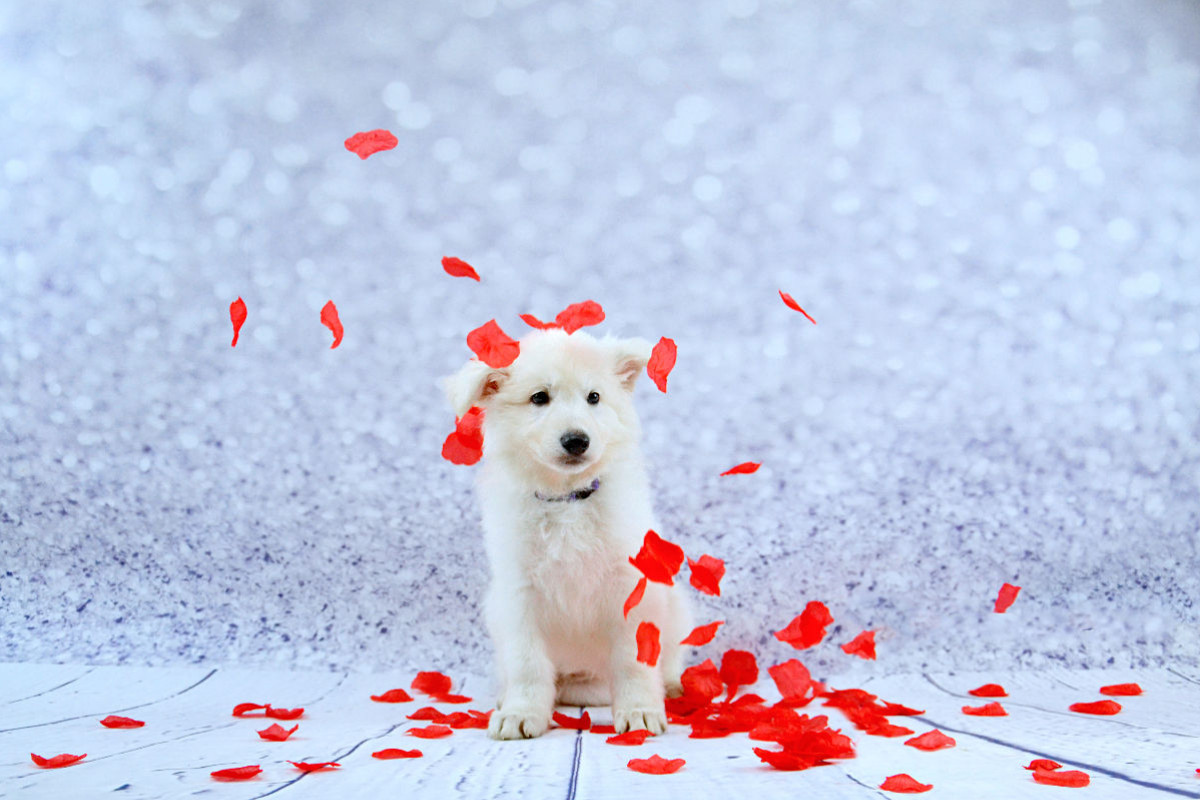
left=0, top=663, right=94, bottom=706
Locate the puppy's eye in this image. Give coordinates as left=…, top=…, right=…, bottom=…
left=530, top=391, right=550, bottom=406
left=587, top=391, right=600, bottom=405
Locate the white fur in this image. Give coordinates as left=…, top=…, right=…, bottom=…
left=443, top=329, right=692, bottom=740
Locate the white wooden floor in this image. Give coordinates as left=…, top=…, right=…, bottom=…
left=2, top=662, right=1197, bottom=799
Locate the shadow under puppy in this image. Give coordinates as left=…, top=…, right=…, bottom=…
left=444, top=329, right=692, bottom=740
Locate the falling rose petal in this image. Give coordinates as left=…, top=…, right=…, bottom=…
left=680, top=620, right=724, bottom=646
left=628, top=530, right=686, bottom=585
left=628, top=755, right=686, bottom=775
left=408, top=724, right=454, bottom=739
left=554, top=300, right=606, bottom=334
left=320, top=300, right=343, bottom=349
left=623, top=577, right=647, bottom=619
left=442, top=405, right=485, bottom=466
left=1100, top=683, right=1143, bottom=696
left=99, top=715, right=145, bottom=729
left=646, top=337, right=677, bottom=393
left=371, top=688, right=415, bottom=703
left=606, top=729, right=652, bottom=745
left=719, top=650, right=759, bottom=701
left=210, top=765, right=262, bottom=781
left=993, top=582, right=1021, bottom=613
left=880, top=773, right=933, bottom=793
left=968, top=683, right=1008, bottom=697
left=289, top=761, right=340, bottom=773
left=680, top=659, right=724, bottom=701
left=904, top=730, right=956, bottom=751
left=779, top=291, right=817, bottom=324
left=841, top=630, right=877, bottom=660
left=768, top=659, right=813, bottom=706
left=1025, top=759, right=1064, bottom=771
left=519, top=313, right=554, bottom=330
left=553, top=711, right=592, bottom=731
left=344, top=129, right=398, bottom=159
left=412, top=671, right=454, bottom=697
left=774, top=601, right=835, bottom=650
left=265, top=706, right=304, bottom=720
left=442, top=256, right=480, bottom=281
left=257, top=723, right=299, bottom=742
left=30, top=753, right=86, bottom=769
left=687, top=555, right=725, bottom=596
left=466, top=319, right=520, bottom=368
left=962, top=702, right=1008, bottom=716
left=1069, top=700, right=1122, bottom=715
left=1033, top=768, right=1091, bottom=788
left=636, top=621, right=662, bottom=667
left=720, top=462, right=761, bottom=476
left=373, top=748, right=423, bottom=759
left=229, top=297, right=247, bottom=347
left=232, top=702, right=268, bottom=717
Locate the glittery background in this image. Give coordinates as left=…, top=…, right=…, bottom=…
left=1, top=0, right=1197, bottom=677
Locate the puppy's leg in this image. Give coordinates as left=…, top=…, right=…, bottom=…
left=609, top=636, right=668, bottom=735
left=660, top=587, right=691, bottom=699
left=486, top=590, right=555, bottom=740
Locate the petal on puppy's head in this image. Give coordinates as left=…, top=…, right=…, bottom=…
left=442, top=358, right=509, bottom=417
left=605, top=337, right=652, bottom=391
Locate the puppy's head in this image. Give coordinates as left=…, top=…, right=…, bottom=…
left=443, top=329, right=651, bottom=481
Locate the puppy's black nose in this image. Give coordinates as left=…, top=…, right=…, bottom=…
left=560, top=431, right=589, bottom=456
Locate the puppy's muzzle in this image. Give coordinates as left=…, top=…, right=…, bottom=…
left=560, top=431, right=590, bottom=456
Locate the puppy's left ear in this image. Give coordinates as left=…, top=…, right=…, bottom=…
left=441, top=358, right=510, bottom=417
left=607, top=336, right=652, bottom=392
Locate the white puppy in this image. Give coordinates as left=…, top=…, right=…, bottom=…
left=444, top=328, right=692, bottom=740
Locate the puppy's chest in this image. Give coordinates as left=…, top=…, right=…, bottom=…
left=523, top=504, right=623, bottom=601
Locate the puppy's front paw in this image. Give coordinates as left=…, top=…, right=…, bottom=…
left=488, top=707, right=551, bottom=740
left=613, top=706, right=668, bottom=736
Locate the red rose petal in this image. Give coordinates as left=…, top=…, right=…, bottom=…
left=519, top=313, right=554, bottom=329
left=432, top=693, right=473, bottom=704
left=623, top=577, right=647, bottom=619
left=442, top=256, right=480, bottom=281
left=636, top=621, right=661, bottom=667
left=779, top=291, right=817, bottom=324
left=753, top=747, right=825, bottom=771
left=412, top=671, right=454, bottom=697
left=968, top=683, right=1008, bottom=697
left=628, top=755, right=685, bottom=774
left=1069, top=700, right=1122, bottom=715
left=680, top=620, right=724, bottom=646
left=344, top=129, right=398, bottom=159
left=646, top=337, right=677, bottom=393
left=407, top=707, right=451, bottom=723
left=1100, top=683, right=1142, bottom=696
left=210, top=765, right=261, bottom=781
left=466, top=319, right=520, bottom=368
left=408, top=724, right=453, bottom=738
left=880, top=773, right=933, bottom=793
left=229, top=297, right=247, bottom=347
left=904, top=730, right=956, bottom=751
left=31, top=753, right=86, bottom=769
left=775, top=601, right=835, bottom=650
left=880, top=702, right=924, bottom=716
left=554, top=300, right=605, bottom=334
left=720, top=461, right=761, bottom=476
left=768, top=659, right=813, bottom=706
left=1025, top=759, right=1063, bottom=771
left=289, top=761, right=340, bottom=773
left=680, top=659, right=724, bottom=701
left=373, top=748, right=423, bottom=759
left=687, top=555, right=725, bottom=596
left=320, top=300, right=343, bottom=349
left=1033, top=768, right=1090, bottom=787
left=553, top=710, right=592, bottom=730
left=606, top=729, right=652, bottom=745
left=628, top=530, right=685, bottom=585
left=100, top=715, right=145, bottom=729
left=371, top=688, right=415, bottom=703
left=994, top=582, right=1021, bottom=613
left=265, top=706, right=304, bottom=720
left=442, top=405, right=485, bottom=466
left=841, top=630, right=877, bottom=660
left=962, top=702, right=1007, bottom=716
left=232, top=702, right=268, bottom=717
left=720, top=650, right=758, bottom=701
left=591, top=724, right=617, bottom=734
left=257, top=723, right=299, bottom=741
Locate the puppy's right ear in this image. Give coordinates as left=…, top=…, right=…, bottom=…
left=441, top=359, right=509, bottom=417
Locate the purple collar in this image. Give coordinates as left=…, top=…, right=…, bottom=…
left=535, top=479, right=600, bottom=503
